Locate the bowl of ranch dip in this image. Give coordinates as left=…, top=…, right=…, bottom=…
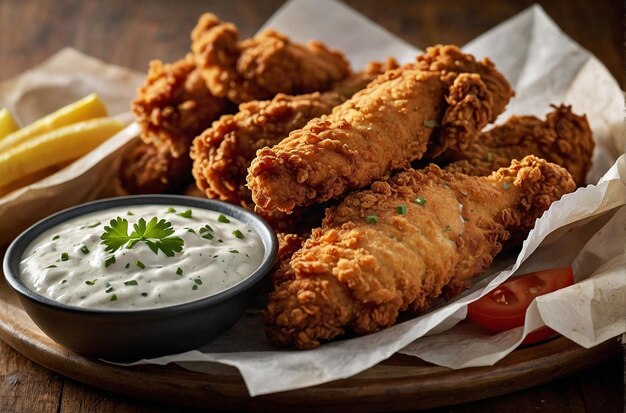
left=3, top=195, right=277, bottom=361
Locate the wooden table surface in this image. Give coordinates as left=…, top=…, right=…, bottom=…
left=0, top=0, right=623, bottom=412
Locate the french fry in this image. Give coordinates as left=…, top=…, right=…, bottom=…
left=0, top=93, right=107, bottom=153
left=0, top=109, right=19, bottom=139
left=0, top=117, right=124, bottom=189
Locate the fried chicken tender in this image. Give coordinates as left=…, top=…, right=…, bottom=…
left=191, top=13, right=351, bottom=104
left=264, top=155, right=575, bottom=349
left=118, top=141, right=193, bottom=194
left=131, top=54, right=229, bottom=158
left=247, top=45, right=514, bottom=213
left=441, top=105, right=594, bottom=186
left=191, top=59, right=399, bottom=207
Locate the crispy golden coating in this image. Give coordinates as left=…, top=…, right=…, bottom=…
left=441, top=105, right=594, bottom=186
left=190, top=59, right=399, bottom=207
left=131, top=54, right=229, bottom=158
left=191, top=13, right=351, bottom=103
left=263, top=156, right=575, bottom=349
left=118, top=141, right=193, bottom=194
left=247, top=45, right=514, bottom=213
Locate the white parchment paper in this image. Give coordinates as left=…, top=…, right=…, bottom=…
left=1, top=0, right=624, bottom=397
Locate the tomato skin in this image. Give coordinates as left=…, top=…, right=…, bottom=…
left=467, top=267, right=574, bottom=344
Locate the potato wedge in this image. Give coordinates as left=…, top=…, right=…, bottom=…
left=0, top=117, right=124, bottom=189
left=0, top=93, right=107, bottom=153
left=0, top=108, right=19, bottom=139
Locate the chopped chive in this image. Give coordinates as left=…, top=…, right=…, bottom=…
left=127, top=211, right=134, bottom=216
left=166, top=207, right=176, bottom=213
left=232, top=229, right=244, bottom=239
left=44, top=265, right=57, bottom=269
left=80, top=246, right=90, bottom=255
left=365, top=215, right=378, bottom=224
left=185, top=227, right=196, bottom=234
left=217, top=214, right=230, bottom=223
left=124, top=280, right=138, bottom=286
left=177, top=209, right=193, bottom=219
left=52, top=235, right=60, bottom=241
left=105, top=287, right=114, bottom=293
left=202, top=232, right=214, bottom=240
left=176, top=267, right=183, bottom=276
left=110, top=294, right=118, bottom=302
left=444, top=224, right=452, bottom=232
left=136, top=260, right=145, bottom=269
left=61, top=280, right=67, bottom=284
left=85, top=280, right=96, bottom=286
left=104, top=256, right=116, bottom=267
left=424, top=119, right=439, bottom=128
left=194, top=278, right=203, bottom=285
left=141, top=292, right=148, bottom=297
left=503, top=182, right=511, bottom=190
left=396, top=205, right=408, bottom=215
left=229, top=249, right=239, bottom=254
left=81, top=220, right=101, bottom=229
left=487, top=152, right=494, bottom=162
left=199, top=224, right=213, bottom=233
left=414, top=196, right=426, bottom=206
left=61, top=253, right=69, bottom=261
left=217, top=239, right=223, bottom=243
left=125, top=263, right=130, bottom=269
left=192, top=284, right=198, bottom=291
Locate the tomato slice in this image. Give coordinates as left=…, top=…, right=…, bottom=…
left=467, top=267, right=574, bottom=344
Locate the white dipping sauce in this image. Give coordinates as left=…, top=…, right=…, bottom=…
left=20, top=205, right=264, bottom=310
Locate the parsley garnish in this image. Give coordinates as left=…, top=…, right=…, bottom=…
left=80, top=246, right=89, bottom=255
left=85, top=280, right=96, bottom=286
left=52, top=235, right=60, bottom=241
left=199, top=225, right=214, bottom=240
left=217, top=214, right=230, bottom=223
left=177, top=209, right=193, bottom=219
left=232, top=229, right=244, bottom=239
left=100, top=217, right=184, bottom=257
left=166, top=207, right=176, bottom=213
left=414, top=196, right=426, bottom=206
left=396, top=205, right=407, bottom=215
left=110, top=294, right=118, bottom=302
left=124, top=280, right=138, bottom=286
left=176, top=267, right=183, bottom=276
left=194, top=279, right=203, bottom=285
left=61, top=253, right=69, bottom=261
left=365, top=215, right=378, bottom=224
left=104, top=256, right=116, bottom=267
left=229, top=249, right=239, bottom=254
left=105, top=287, right=114, bottom=293
left=136, top=260, right=145, bottom=269
left=192, top=284, right=198, bottom=291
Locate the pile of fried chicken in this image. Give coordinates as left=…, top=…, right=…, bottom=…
left=121, top=13, right=594, bottom=350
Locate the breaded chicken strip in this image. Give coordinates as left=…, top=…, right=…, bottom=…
left=247, top=45, right=514, bottom=213
left=441, top=105, right=594, bottom=186
left=131, top=54, right=229, bottom=158
left=191, top=13, right=351, bottom=104
left=264, top=156, right=575, bottom=349
left=118, top=141, right=193, bottom=194
left=191, top=59, right=398, bottom=207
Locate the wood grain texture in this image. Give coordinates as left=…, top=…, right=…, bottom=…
left=0, top=1, right=624, bottom=412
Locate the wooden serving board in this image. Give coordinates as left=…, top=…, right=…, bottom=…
left=0, top=272, right=620, bottom=413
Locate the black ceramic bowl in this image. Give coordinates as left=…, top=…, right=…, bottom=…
left=3, top=195, right=277, bottom=361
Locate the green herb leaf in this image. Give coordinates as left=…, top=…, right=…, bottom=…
left=177, top=209, right=193, bottom=219
left=80, top=245, right=90, bottom=255
left=85, top=280, right=96, bottom=286
left=232, top=229, right=244, bottom=239
left=81, top=220, right=101, bottom=229
left=176, top=267, right=183, bottom=276
left=100, top=216, right=184, bottom=257
left=104, top=256, right=116, bottom=268
left=44, top=264, right=57, bottom=269
left=365, top=215, right=378, bottom=224
left=229, top=249, right=239, bottom=254
left=110, top=294, right=118, bottom=302
left=185, top=227, right=196, bottom=234
left=166, top=207, right=176, bottom=213
left=105, top=287, right=114, bottom=293
left=127, top=211, right=134, bottom=216
left=192, top=284, right=198, bottom=291
left=136, top=260, right=145, bottom=269
left=52, top=235, right=60, bottom=241
left=141, top=292, right=148, bottom=297
left=396, top=205, right=407, bottom=215
left=124, top=280, right=138, bottom=286
left=61, top=252, right=69, bottom=261
left=414, top=196, right=426, bottom=206
left=217, top=214, right=230, bottom=223
left=125, top=263, right=130, bottom=269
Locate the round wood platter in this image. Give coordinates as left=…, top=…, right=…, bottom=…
left=0, top=271, right=620, bottom=412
